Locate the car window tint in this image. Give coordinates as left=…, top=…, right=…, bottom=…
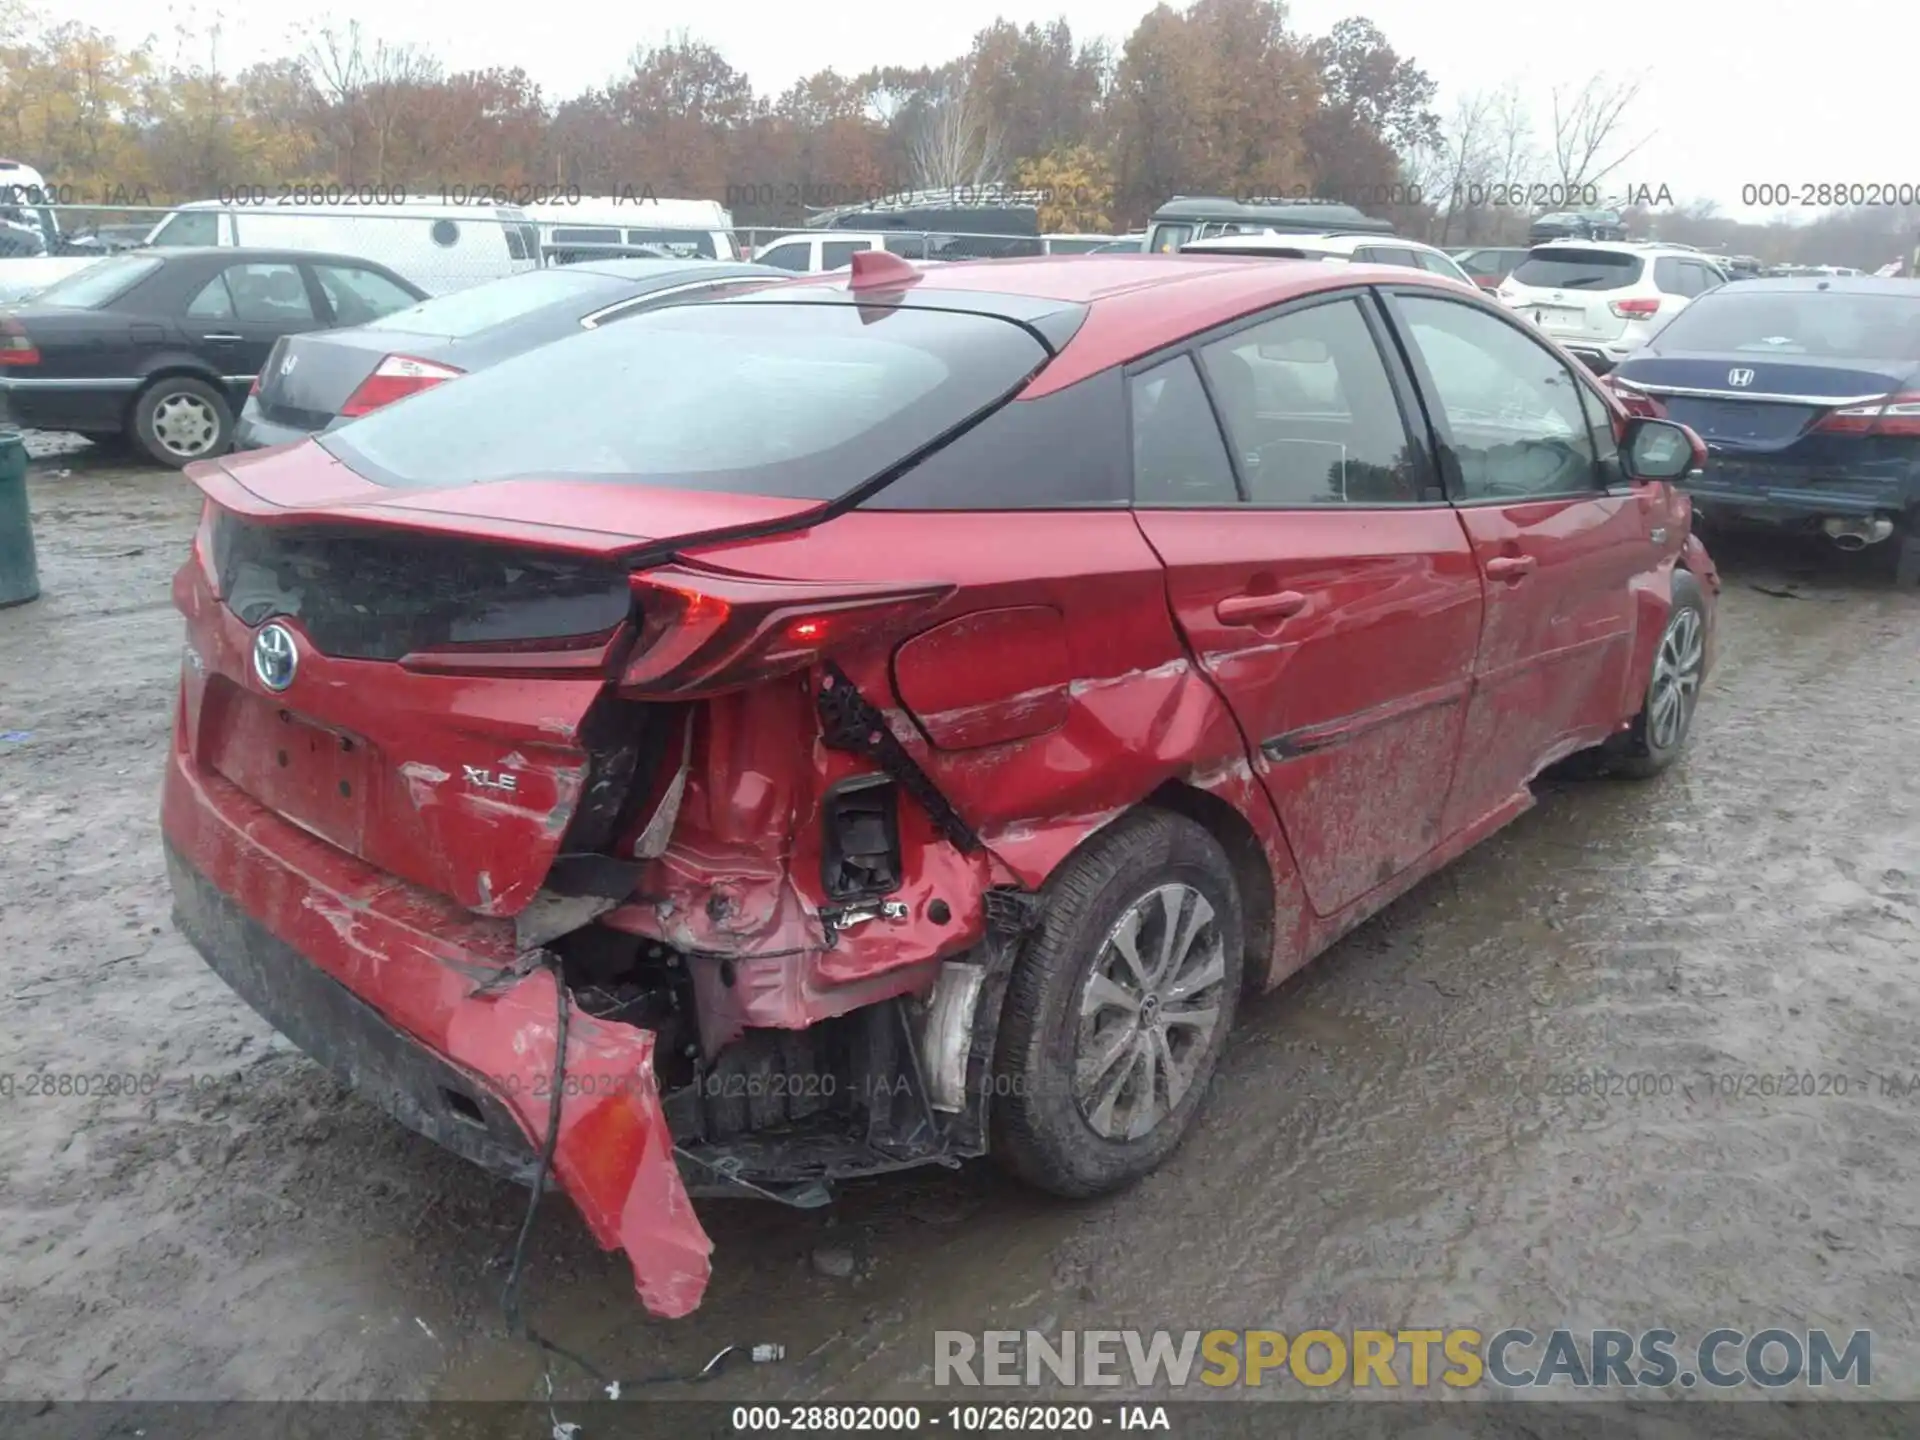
left=1414, top=249, right=1462, bottom=279
left=757, top=242, right=810, bottom=272
left=185, top=274, right=235, bottom=320
left=1199, top=297, right=1423, bottom=506
left=1130, top=355, right=1239, bottom=505
left=313, top=265, right=417, bottom=325
left=1396, top=295, right=1599, bottom=501
left=869, top=371, right=1130, bottom=509
left=1653, top=257, right=1689, bottom=295
left=1360, top=246, right=1422, bottom=269
left=224, top=263, right=314, bottom=323
left=821, top=241, right=867, bottom=270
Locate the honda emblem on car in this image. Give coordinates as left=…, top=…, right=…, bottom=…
left=251, top=622, right=298, bottom=692
left=1727, top=367, right=1756, bottom=388
left=280, top=353, right=298, bottom=375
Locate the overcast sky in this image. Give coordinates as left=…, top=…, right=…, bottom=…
left=52, top=0, right=1907, bottom=222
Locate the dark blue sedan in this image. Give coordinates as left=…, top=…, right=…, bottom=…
left=1607, top=276, right=1920, bottom=584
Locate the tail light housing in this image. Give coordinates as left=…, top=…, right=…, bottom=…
left=0, top=316, right=39, bottom=366
left=338, top=355, right=464, bottom=418
left=1608, top=297, right=1662, bottom=319
left=618, top=567, right=954, bottom=699
left=1604, top=377, right=1666, bottom=419
left=1815, top=392, right=1920, bottom=437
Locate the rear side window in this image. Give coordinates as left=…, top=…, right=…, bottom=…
left=30, top=255, right=163, bottom=308
left=756, top=242, right=810, bottom=271
left=185, top=274, right=235, bottom=319
left=224, top=263, right=314, bottom=322
left=364, top=269, right=606, bottom=337
left=150, top=210, right=219, bottom=247
left=1130, top=355, right=1239, bottom=505
left=1654, top=257, right=1689, bottom=295
left=821, top=241, right=868, bottom=270
left=1359, top=246, right=1422, bottom=270
left=552, top=226, right=621, bottom=245
left=868, top=371, right=1129, bottom=509
left=322, top=301, right=1049, bottom=499
left=1510, top=249, right=1644, bottom=291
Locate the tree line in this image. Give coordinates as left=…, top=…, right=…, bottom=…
left=3, top=0, right=1914, bottom=266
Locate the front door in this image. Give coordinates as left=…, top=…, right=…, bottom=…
left=1129, top=290, right=1485, bottom=918
left=1381, top=287, right=1655, bottom=837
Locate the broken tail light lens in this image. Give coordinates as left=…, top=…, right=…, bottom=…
left=338, top=355, right=465, bottom=418
left=619, top=567, right=953, bottom=698
left=0, top=316, right=38, bottom=366
left=1815, top=392, right=1920, bottom=437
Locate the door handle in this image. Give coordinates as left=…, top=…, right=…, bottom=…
left=200, top=333, right=243, bottom=342
left=1484, top=555, right=1536, bottom=581
left=1216, top=590, right=1308, bottom=625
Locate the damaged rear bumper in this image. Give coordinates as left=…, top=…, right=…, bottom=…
left=161, top=746, right=714, bottom=1318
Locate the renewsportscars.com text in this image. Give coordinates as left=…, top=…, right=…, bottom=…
left=934, top=1327, right=1872, bottom=1389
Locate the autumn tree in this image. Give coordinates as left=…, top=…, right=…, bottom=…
left=1111, top=0, right=1321, bottom=226
left=1015, top=144, right=1114, bottom=231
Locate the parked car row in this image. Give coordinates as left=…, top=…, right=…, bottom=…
left=157, top=243, right=1722, bottom=1324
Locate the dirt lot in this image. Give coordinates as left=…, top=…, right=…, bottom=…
left=3, top=438, right=1919, bottom=1417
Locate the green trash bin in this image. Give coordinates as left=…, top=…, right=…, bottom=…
left=0, top=425, right=39, bottom=609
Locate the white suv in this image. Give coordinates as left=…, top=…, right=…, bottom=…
left=1176, top=230, right=1479, bottom=286
left=1495, top=242, right=1727, bottom=374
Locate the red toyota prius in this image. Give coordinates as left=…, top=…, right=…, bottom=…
left=162, top=250, right=1719, bottom=1319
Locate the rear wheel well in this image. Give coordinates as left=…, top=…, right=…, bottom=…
left=1140, top=780, right=1275, bottom=995
left=123, top=366, right=227, bottom=425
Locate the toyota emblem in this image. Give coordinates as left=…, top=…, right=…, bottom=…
left=252, top=622, right=298, bottom=692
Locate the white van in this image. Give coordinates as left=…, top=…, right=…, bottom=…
left=143, top=200, right=540, bottom=295
left=525, top=197, right=740, bottom=262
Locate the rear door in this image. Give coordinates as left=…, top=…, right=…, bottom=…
left=309, top=262, right=423, bottom=328
left=1381, top=287, right=1655, bottom=836
left=1129, top=290, right=1485, bottom=918
left=180, top=260, right=327, bottom=390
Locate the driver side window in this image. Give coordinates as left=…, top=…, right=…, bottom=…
left=1396, top=295, right=1599, bottom=501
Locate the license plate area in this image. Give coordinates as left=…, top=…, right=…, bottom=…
left=203, top=683, right=374, bottom=852
left=1531, top=306, right=1586, bottom=329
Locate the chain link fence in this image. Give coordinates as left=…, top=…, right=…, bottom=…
left=0, top=203, right=1078, bottom=303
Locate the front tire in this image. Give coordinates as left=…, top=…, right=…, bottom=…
left=130, top=377, right=232, bottom=469
left=990, top=810, right=1243, bottom=1199
left=1611, top=568, right=1708, bottom=779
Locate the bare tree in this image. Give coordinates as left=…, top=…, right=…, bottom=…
left=1551, top=74, right=1651, bottom=195
left=1427, top=89, right=1493, bottom=244
left=907, top=71, right=1005, bottom=192
left=303, top=20, right=438, bottom=182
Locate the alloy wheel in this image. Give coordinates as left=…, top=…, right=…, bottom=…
left=1073, top=882, right=1228, bottom=1141
left=151, top=393, right=221, bottom=459
left=1648, top=606, right=1705, bottom=750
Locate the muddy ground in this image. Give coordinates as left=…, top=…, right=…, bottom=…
left=2, top=437, right=1918, bottom=1419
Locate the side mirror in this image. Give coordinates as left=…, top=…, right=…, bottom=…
left=1622, top=417, right=1705, bottom=481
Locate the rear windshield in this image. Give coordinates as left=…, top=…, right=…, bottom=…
left=1510, top=249, right=1643, bottom=290
left=31, top=255, right=162, bottom=308
left=364, top=269, right=609, bottom=337
left=1651, top=289, right=1920, bottom=361
left=322, top=301, right=1048, bottom=497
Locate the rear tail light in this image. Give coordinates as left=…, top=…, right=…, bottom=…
left=338, top=355, right=464, bottom=418
left=1604, top=377, right=1666, bottom=419
left=618, top=567, right=954, bottom=698
left=1815, top=391, right=1920, bottom=437
left=0, top=316, right=39, bottom=366
left=1608, top=297, right=1662, bottom=319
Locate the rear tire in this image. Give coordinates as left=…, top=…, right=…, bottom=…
left=130, top=376, right=232, bottom=469
left=1610, top=568, right=1709, bottom=779
left=990, top=810, right=1243, bottom=1199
